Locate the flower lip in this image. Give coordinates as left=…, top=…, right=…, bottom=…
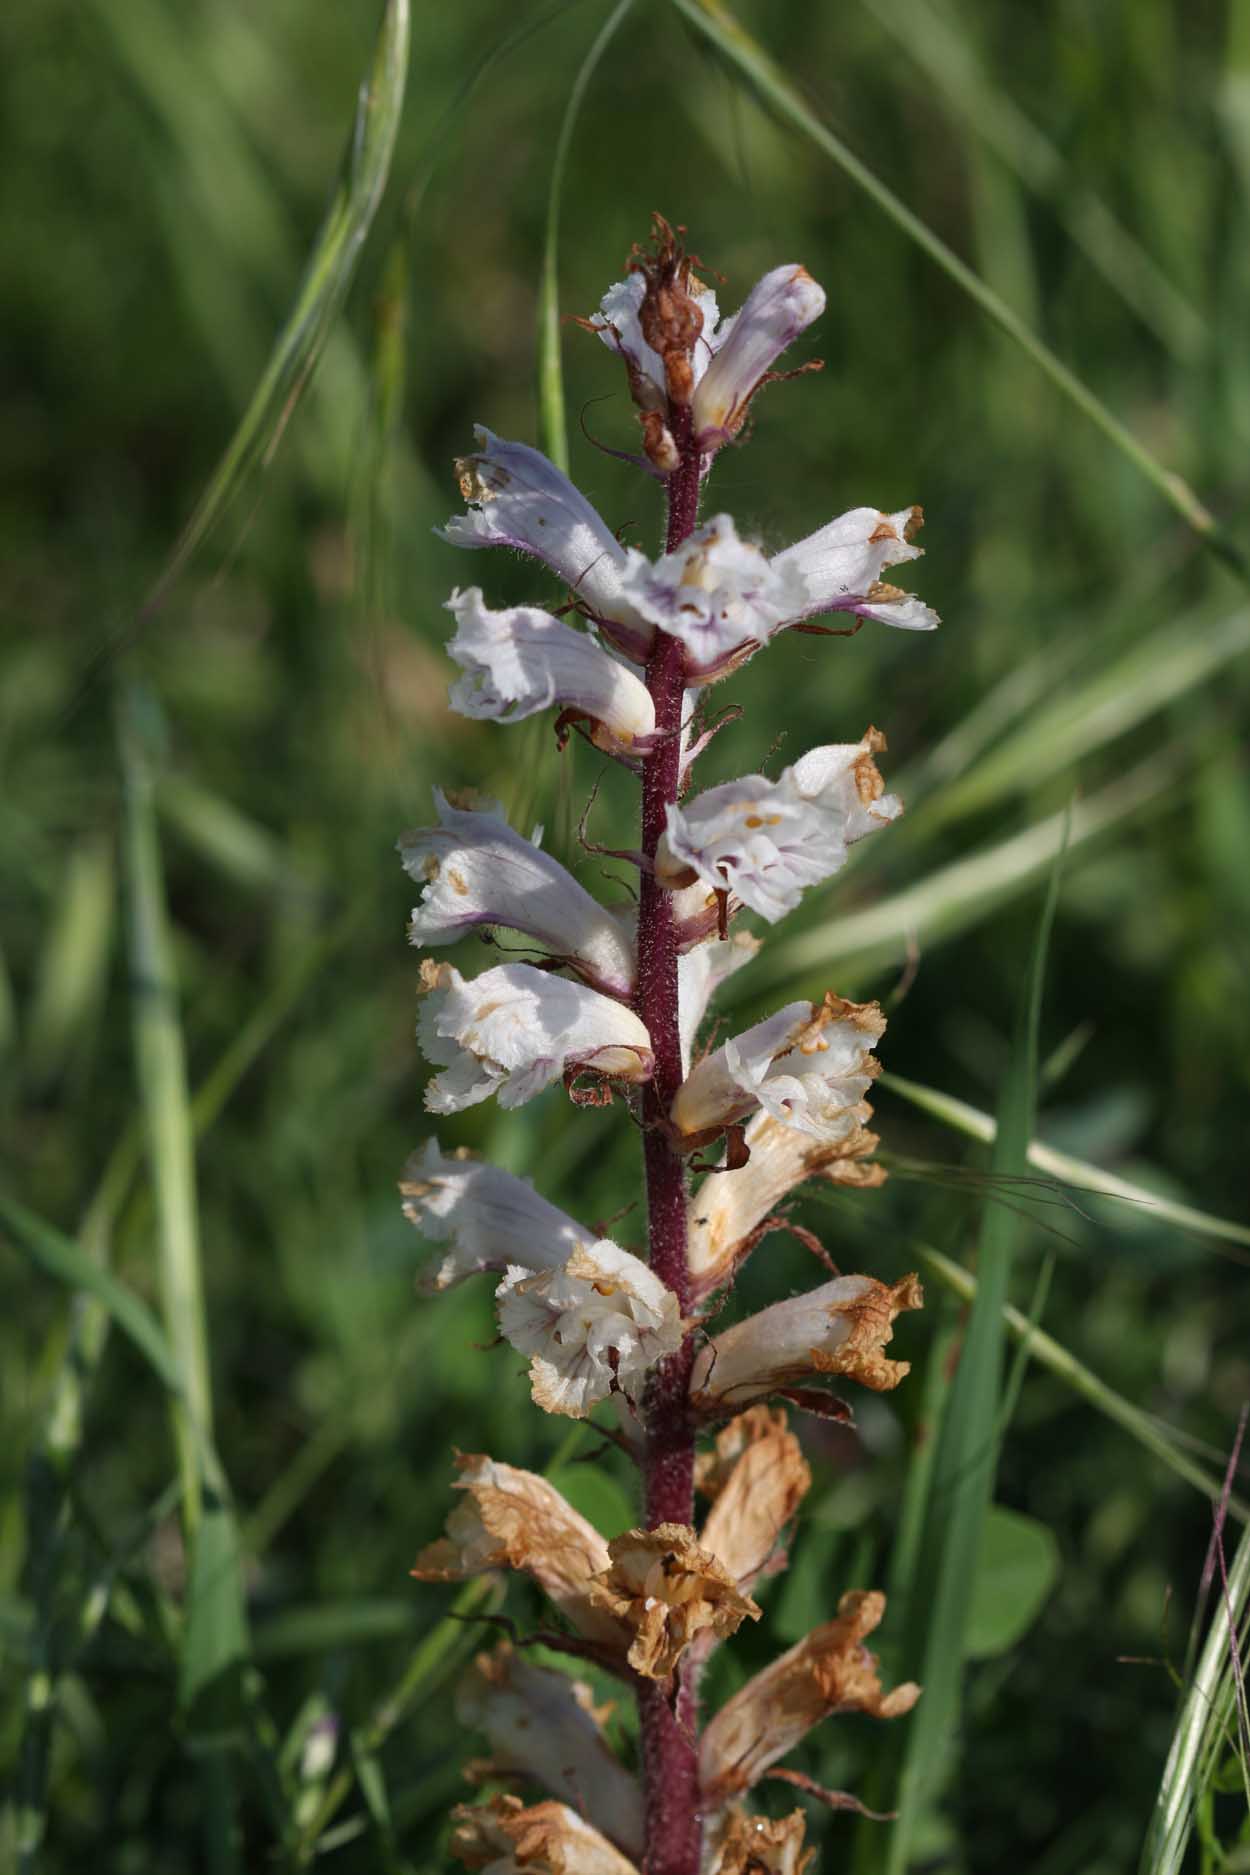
left=619, top=515, right=810, bottom=682
left=774, top=505, right=939, bottom=633
left=399, top=1139, right=597, bottom=1291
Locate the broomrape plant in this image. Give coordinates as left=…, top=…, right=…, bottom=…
left=400, top=218, right=936, bottom=1875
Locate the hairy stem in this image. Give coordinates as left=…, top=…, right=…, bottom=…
left=636, top=402, right=703, bottom=1875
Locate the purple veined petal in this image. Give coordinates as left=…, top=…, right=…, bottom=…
left=691, top=264, right=826, bottom=452
left=619, top=515, right=809, bottom=682
left=399, top=1139, right=597, bottom=1291
left=671, top=993, right=885, bottom=1144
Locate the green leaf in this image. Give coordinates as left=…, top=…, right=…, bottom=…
left=965, top=1506, right=1061, bottom=1660
left=546, top=1464, right=634, bottom=1538
left=180, top=1498, right=249, bottom=1728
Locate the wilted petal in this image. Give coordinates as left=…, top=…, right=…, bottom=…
left=671, top=994, right=885, bottom=1145
left=457, top=1645, right=642, bottom=1855
left=692, top=264, right=826, bottom=452
left=619, top=517, right=810, bottom=682
left=451, top=1795, right=642, bottom=1874
left=703, top=1806, right=813, bottom=1875
left=698, top=1408, right=811, bottom=1592
left=773, top=505, right=939, bottom=633
left=700, top=1590, right=921, bottom=1805
left=590, top=272, right=723, bottom=413
left=686, top=1107, right=885, bottom=1298
left=418, top=961, right=653, bottom=1114
left=412, top=1453, right=618, bottom=1643
left=658, top=730, right=902, bottom=925
left=677, top=935, right=760, bottom=1076
left=445, top=588, right=656, bottom=759
left=497, top=1242, right=683, bottom=1419
left=400, top=1140, right=596, bottom=1291
left=400, top=789, right=636, bottom=997
left=689, top=1273, right=923, bottom=1409
left=586, top=1523, right=760, bottom=1680
left=441, top=429, right=643, bottom=629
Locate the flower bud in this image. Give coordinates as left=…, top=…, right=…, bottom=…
left=691, top=264, right=826, bottom=453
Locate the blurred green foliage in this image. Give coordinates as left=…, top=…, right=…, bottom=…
left=2, top=0, right=1249, bottom=1869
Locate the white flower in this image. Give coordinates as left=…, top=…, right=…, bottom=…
left=677, top=935, right=760, bottom=1076
left=773, top=505, right=939, bottom=632
left=619, top=516, right=809, bottom=682
left=419, top=961, right=653, bottom=1113
left=496, top=1241, right=682, bottom=1418
left=657, top=730, right=903, bottom=923
left=590, top=271, right=723, bottom=412
left=399, top=1140, right=597, bottom=1291
left=445, top=588, right=656, bottom=760
left=670, top=993, right=885, bottom=1144
left=688, top=1273, right=924, bottom=1407
left=691, top=264, right=826, bottom=453
left=399, top=790, right=636, bottom=997
left=440, top=428, right=646, bottom=633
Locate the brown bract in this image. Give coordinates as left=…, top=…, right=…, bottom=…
left=450, top=1794, right=641, bottom=1874
left=700, top=1590, right=921, bottom=1805
left=704, top=1807, right=813, bottom=1875
left=411, top=1453, right=617, bottom=1643
left=699, top=1409, right=811, bottom=1592
left=631, top=213, right=706, bottom=407
left=586, top=1523, right=761, bottom=1680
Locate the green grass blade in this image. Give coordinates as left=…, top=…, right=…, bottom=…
left=668, top=0, right=1244, bottom=573
left=537, top=0, right=637, bottom=471
left=886, top=841, right=1062, bottom=1868
left=146, top=0, right=411, bottom=611
left=23, top=833, right=115, bottom=1089
left=882, top=1071, right=1250, bottom=1258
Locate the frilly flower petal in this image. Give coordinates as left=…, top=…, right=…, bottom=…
left=688, top=1273, right=924, bottom=1409
left=697, top=1407, right=811, bottom=1593
left=773, top=505, right=939, bottom=632
left=585, top=1523, right=760, bottom=1680
left=620, top=516, right=809, bottom=682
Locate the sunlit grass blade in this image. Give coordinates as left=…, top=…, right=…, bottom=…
left=882, top=1071, right=1250, bottom=1258
left=146, top=0, right=411, bottom=612
left=538, top=0, right=637, bottom=471
left=668, top=0, right=1245, bottom=573
left=886, top=838, right=1061, bottom=1869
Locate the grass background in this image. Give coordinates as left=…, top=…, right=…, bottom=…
left=3, top=0, right=1249, bottom=1869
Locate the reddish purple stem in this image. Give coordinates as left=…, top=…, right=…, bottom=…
left=635, top=401, right=705, bottom=1875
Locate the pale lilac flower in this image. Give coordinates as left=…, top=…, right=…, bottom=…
left=399, top=1140, right=596, bottom=1291
left=773, top=505, right=939, bottom=632
left=399, top=789, right=636, bottom=996
left=419, top=961, right=653, bottom=1113
left=445, top=588, right=656, bottom=759
left=688, top=1273, right=924, bottom=1408
left=691, top=265, right=826, bottom=453
left=496, top=1240, right=682, bottom=1418
left=670, top=994, right=885, bottom=1144
left=619, top=516, right=809, bottom=681
left=656, top=731, right=902, bottom=923
left=590, top=271, right=724, bottom=412
left=677, top=934, right=760, bottom=1076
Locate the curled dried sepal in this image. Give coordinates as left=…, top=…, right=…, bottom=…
left=703, top=1806, right=814, bottom=1875
left=411, top=1454, right=618, bottom=1644
left=774, top=505, right=938, bottom=633
left=691, top=263, right=826, bottom=455
left=456, top=1645, right=642, bottom=1855
left=399, top=1141, right=596, bottom=1292
left=671, top=994, right=885, bottom=1149
left=689, top=1273, right=923, bottom=1411
left=699, top=1409, right=811, bottom=1593
left=400, top=790, right=636, bottom=996
left=419, top=961, right=653, bottom=1114
left=700, top=1590, right=921, bottom=1806
left=586, top=1523, right=761, bottom=1680
left=496, top=1242, right=683, bottom=1419
left=450, top=1795, right=642, bottom=1874
left=686, top=1107, right=884, bottom=1299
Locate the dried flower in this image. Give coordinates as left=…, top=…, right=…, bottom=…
left=496, top=1241, right=683, bottom=1418
left=698, top=1408, right=811, bottom=1592
left=451, top=1795, right=641, bottom=1874
left=418, top=960, right=653, bottom=1113
left=585, top=1523, right=760, bottom=1679
left=700, top=1590, right=921, bottom=1805
left=689, top=1273, right=924, bottom=1409
left=400, top=1140, right=596, bottom=1292
left=703, top=1806, right=814, bottom=1875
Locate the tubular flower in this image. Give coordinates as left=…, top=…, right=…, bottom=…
left=677, top=934, right=760, bottom=1075
left=698, top=1408, right=811, bottom=1593
left=619, top=516, right=810, bottom=682
left=657, top=730, right=902, bottom=923
left=585, top=1523, right=761, bottom=1680
left=400, top=789, right=636, bottom=996
left=703, top=1808, right=813, bottom=1875
left=686, top=1107, right=885, bottom=1298
left=418, top=961, right=653, bottom=1114
left=445, top=588, right=656, bottom=759
left=773, top=505, right=939, bottom=632
left=670, top=993, right=885, bottom=1146
left=691, top=264, right=826, bottom=454
left=411, top=1453, right=619, bottom=1645
left=496, top=1241, right=683, bottom=1418
left=689, top=1273, right=924, bottom=1410
left=700, top=1591, right=922, bottom=1806
left=400, top=1140, right=596, bottom=1292
left=450, top=1795, right=642, bottom=1875
left=456, top=1646, right=643, bottom=1856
